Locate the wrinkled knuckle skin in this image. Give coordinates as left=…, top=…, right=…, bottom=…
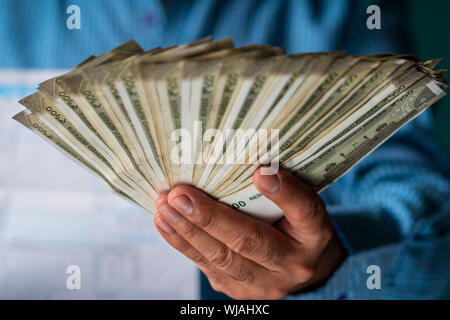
left=183, top=222, right=201, bottom=240
left=231, top=227, right=262, bottom=257
left=209, top=274, right=239, bottom=299
left=192, top=254, right=210, bottom=268
left=176, top=238, right=192, bottom=253
left=230, top=266, right=255, bottom=284
left=211, top=246, right=234, bottom=270
left=265, top=239, right=288, bottom=264
left=196, top=204, right=219, bottom=230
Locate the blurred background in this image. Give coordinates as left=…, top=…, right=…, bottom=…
left=0, top=0, right=448, bottom=299
left=411, top=0, right=450, bottom=157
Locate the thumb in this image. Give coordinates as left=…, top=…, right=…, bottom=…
left=253, top=167, right=332, bottom=246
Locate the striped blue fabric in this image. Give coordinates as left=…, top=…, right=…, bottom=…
left=1, top=0, right=448, bottom=299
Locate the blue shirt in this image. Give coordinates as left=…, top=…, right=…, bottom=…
left=1, top=0, right=449, bottom=299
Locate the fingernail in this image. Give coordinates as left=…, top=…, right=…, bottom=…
left=155, top=216, right=173, bottom=233
left=171, top=195, right=193, bottom=215
left=159, top=203, right=181, bottom=223
left=257, top=173, right=280, bottom=193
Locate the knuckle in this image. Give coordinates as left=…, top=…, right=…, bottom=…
left=175, top=237, right=191, bottom=252
left=231, top=227, right=263, bottom=257
left=291, top=262, right=316, bottom=281
left=191, top=254, right=210, bottom=268
left=265, top=239, right=289, bottom=263
left=208, top=275, right=225, bottom=293
left=208, top=274, right=238, bottom=299
left=209, top=282, right=222, bottom=293
left=207, top=272, right=250, bottom=300
left=211, top=246, right=234, bottom=269
left=183, top=222, right=200, bottom=240
left=230, top=266, right=255, bottom=284
left=320, top=224, right=334, bottom=243
left=196, top=205, right=219, bottom=231
left=213, top=284, right=227, bottom=295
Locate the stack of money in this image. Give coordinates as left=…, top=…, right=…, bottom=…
left=13, top=38, right=447, bottom=222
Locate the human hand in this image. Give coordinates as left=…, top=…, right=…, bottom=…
left=153, top=167, right=347, bottom=299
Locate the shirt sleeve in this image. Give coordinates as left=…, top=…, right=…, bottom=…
left=287, top=0, right=450, bottom=299
left=286, top=108, right=450, bottom=299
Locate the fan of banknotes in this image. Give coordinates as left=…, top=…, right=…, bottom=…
left=13, top=38, right=447, bottom=222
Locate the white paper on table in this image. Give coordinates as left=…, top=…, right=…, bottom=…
left=0, top=69, right=198, bottom=299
